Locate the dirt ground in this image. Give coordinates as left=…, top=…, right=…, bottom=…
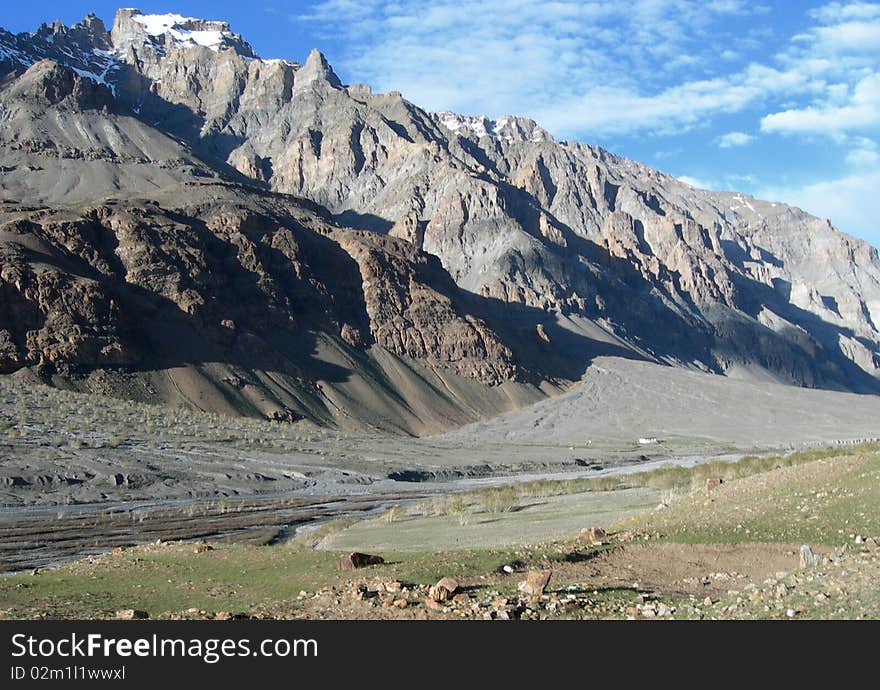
left=285, top=540, right=809, bottom=620
left=548, top=542, right=803, bottom=597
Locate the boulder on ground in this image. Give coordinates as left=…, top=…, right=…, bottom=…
left=337, top=552, right=385, bottom=570
left=579, top=527, right=606, bottom=543
left=518, top=570, right=552, bottom=596
left=115, top=609, right=149, bottom=620
left=799, top=544, right=816, bottom=568
left=429, top=576, right=460, bottom=602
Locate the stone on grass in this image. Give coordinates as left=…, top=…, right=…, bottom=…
left=799, top=545, right=817, bottom=568
left=579, top=527, right=606, bottom=543
left=337, top=552, right=384, bottom=570
left=429, top=576, right=460, bottom=602
left=518, top=570, right=552, bottom=596
left=115, top=609, right=149, bottom=620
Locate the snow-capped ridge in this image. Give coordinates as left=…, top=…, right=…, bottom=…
left=112, top=9, right=257, bottom=58
left=131, top=13, right=229, bottom=51
left=433, top=111, right=553, bottom=144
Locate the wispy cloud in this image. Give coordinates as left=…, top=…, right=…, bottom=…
left=296, top=0, right=880, bottom=244
left=810, top=1, right=880, bottom=23
left=761, top=70, right=880, bottom=136
left=717, top=131, right=755, bottom=148
left=296, top=0, right=771, bottom=137
left=677, top=175, right=715, bottom=189
left=296, top=1, right=876, bottom=140
left=758, top=169, right=880, bottom=240
left=846, top=137, right=880, bottom=167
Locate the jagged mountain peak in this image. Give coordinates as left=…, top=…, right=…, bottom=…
left=2, top=58, right=113, bottom=109
left=111, top=8, right=257, bottom=58
left=298, top=47, right=342, bottom=88
left=0, top=6, right=879, bottom=432
left=32, top=12, right=112, bottom=50
left=433, top=111, right=554, bottom=144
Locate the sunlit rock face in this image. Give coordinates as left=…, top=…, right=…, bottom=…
left=0, top=8, right=879, bottom=434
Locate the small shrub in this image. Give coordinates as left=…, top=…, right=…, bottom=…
left=292, top=518, right=356, bottom=549
left=480, top=486, right=518, bottom=513
left=447, top=497, right=470, bottom=525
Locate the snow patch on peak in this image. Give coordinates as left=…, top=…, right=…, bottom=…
left=131, top=13, right=228, bottom=51
left=433, top=111, right=553, bottom=143
left=132, top=13, right=196, bottom=34
left=436, top=112, right=491, bottom=139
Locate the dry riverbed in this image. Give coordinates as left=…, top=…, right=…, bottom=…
left=1, top=444, right=878, bottom=620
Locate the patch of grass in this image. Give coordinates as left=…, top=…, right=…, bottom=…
left=291, top=518, right=357, bottom=549
left=0, top=541, right=522, bottom=620
left=1, top=445, right=878, bottom=620
left=618, top=449, right=880, bottom=546
left=448, top=497, right=470, bottom=526
left=479, top=486, right=518, bottom=514
left=452, top=443, right=880, bottom=508
left=0, top=544, right=339, bottom=618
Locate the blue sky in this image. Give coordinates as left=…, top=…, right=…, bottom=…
left=4, top=1, right=879, bottom=248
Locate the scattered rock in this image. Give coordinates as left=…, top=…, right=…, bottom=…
left=800, top=544, right=817, bottom=568
left=518, top=570, right=552, bottom=596
left=579, top=527, right=606, bottom=543
left=429, top=576, right=460, bottom=602
left=705, top=478, right=723, bottom=493
left=115, top=609, right=149, bottom=620
left=337, top=552, right=385, bottom=570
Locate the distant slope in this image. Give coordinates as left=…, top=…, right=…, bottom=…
left=0, top=62, right=559, bottom=434
left=441, top=356, right=880, bottom=448
left=0, top=10, right=879, bottom=435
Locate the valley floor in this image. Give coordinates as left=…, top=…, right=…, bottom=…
left=1, top=444, right=878, bottom=620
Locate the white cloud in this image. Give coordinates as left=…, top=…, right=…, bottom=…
left=294, top=0, right=880, bottom=247
left=846, top=137, right=880, bottom=166
left=717, top=131, right=755, bottom=147
left=810, top=1, right=880, bottom=23
left=759, top=169, right=880, bottom=246
left=297, top=0, right=779, bottom=137
left=801, top=20, right=880, bottom=55
left=297, top=0, right=880, bottom=143
left=531, top=65, right=818, bottom=137
left=761, top=72, right=880, bottom=135
left=677, top=175, right=715, bottom=189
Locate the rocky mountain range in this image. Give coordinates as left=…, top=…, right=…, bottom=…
left=1, top=9, right=879, bottom=434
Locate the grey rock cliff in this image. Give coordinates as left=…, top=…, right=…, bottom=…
left=1, top=8, right=879, bottom=433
